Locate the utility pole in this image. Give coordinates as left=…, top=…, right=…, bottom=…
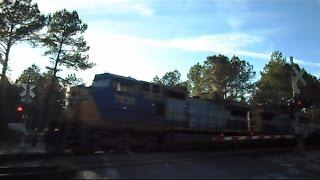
left=18, top=75, right=36, bottom=152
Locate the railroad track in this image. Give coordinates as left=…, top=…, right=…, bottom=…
left=0, top=165, right=75, bottom=179
left=61, top=146, right=309, bottom=171
left=0, top=152, right=74, bottom=162
left=1, top=145, right=319, bottom=178
left=1, top=143, right=319, bottom=162
left=75, top=149, right=290, bottom=170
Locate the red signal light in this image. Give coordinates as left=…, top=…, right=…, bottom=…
left=17, top=105, right=24, bottom=112
left=297, top=99, right=304, bottom=107
left=294, top=98, right=305, bottom=110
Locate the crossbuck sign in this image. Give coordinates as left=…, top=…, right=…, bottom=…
left=290, top=57, right=307, bottom=95
left=20, top=83, right=35, bottom=103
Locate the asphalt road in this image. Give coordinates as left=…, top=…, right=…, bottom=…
left=66, top=150, right=320, bottom=179
left=2, top=150, right=320, bottom=179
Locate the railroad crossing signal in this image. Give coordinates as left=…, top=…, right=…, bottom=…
left=17, top=105, right=24, bottom=112
left=290, top=57, right=307, bottom=96
left=20, top=83, right=35, bottom=103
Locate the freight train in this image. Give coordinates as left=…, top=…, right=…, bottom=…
left=62, top=73, right=312, bottom=153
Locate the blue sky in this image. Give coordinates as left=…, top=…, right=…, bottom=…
left=6, top=0, right=320, bottom=85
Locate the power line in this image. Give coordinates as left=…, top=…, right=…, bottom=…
left=169, top=0, right=186, bottom=39
left=169, top=0, right=197, bottom=40
left=174, top=0, right=186, bottom=20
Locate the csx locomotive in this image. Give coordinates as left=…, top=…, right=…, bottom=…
left=64, top=73, right=308, bottom=153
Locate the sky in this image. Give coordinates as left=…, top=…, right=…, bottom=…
left=5, top=0, right=320, bottom=85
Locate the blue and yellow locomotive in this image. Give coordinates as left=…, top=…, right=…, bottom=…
left=65, top=73, right=297, bottom=153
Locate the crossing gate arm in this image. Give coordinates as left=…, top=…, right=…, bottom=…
left=212, top=134, right=295, bottom=142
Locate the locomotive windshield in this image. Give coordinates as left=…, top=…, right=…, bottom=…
left=113, top=80, right=138, bottom=95
left=92, top=79, right=111, bottom=87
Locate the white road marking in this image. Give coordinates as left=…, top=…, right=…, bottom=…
left=277, top=160, right=295, bottom=168
left=284, top=135, right=295, bottom=139
left=252, top=136, right=259, bottom=139
left=82, top=171, right=102, bottom=179
left=264, top=136, right=271, bottom=139
left=238, top=136, right=246, bottom=140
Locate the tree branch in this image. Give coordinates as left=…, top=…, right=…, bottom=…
left=61, top=49, right=76, bottom=52
left=0, top=42, right=6, bottom=51
left=52, top=37, right=65, bottom=78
